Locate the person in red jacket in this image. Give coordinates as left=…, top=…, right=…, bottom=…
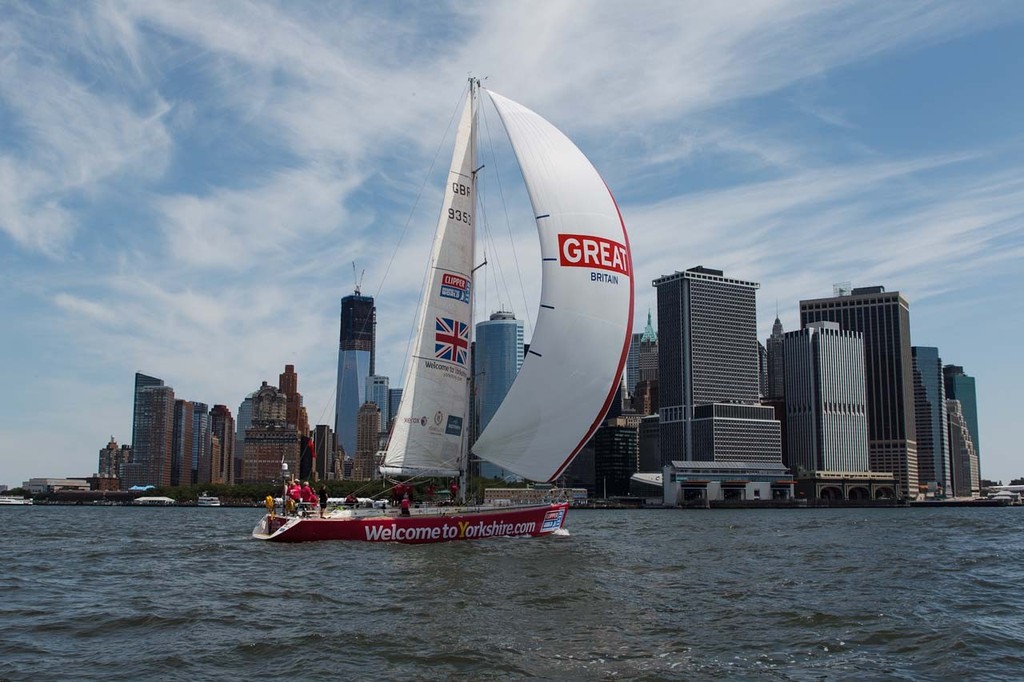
left=300, top=482, right=316, bottom=516
left=400, top=493, right=411, bottom=517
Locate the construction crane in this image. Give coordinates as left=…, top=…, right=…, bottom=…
left=352, top=261, right=365, bottom=296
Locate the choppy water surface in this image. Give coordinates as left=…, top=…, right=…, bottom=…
left=1, top=506, right=1022, bottom=680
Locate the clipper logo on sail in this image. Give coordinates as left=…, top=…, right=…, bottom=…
left=439, top=273, right=471, bottom=304
left=557, top=234, right=630, bottom=277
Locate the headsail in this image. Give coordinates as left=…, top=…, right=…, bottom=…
left=380, top=86, right=478, bottom=477
left=472, top=89, right=634, bottom=482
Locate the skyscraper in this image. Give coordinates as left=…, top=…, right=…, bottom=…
left=943, top=365, right=979, bottom=468
left=912, top=347, right=951, bottom=496
left=192, top=402, right=210, bottom=485
left=654, top=266, right=781, bottom=464
left=473, top=310, right=525, bottom=480
left=279, top=364, right=309, bottom=436
left=242, top=382, right=297, bottom=483
left=234, top=393, right=254, bottom=484
left=335, top=292, right=376, bottom=460
left=947, top=399, right=980, bottom=497
left=783, top=322, right=869, bottom=473
left=171, top=399, right=194, bottom=487
left=765, top=316, right=785, bottom=400
left=210, top=405, right=235, bottom=484
left=638, top=310, right=658, bottom=386
left=131, top=372, right=164, bottom=453
left=625, top=331, right=642, bottom=397
left=800, top=286, right=918, bottom=499
left=353, top=401, right=381, bottom=481
left=366, top=375, right=391, bottom=433
left=125, top=378, right=175, bottom=488
left=387, top=388, right=403, bottom=435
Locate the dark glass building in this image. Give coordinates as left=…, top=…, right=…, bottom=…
left=912, top=347, right=951, bottom=496
left=335, top=293, right=376, bottom=459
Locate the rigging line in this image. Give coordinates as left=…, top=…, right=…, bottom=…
left=377, top=81, right=472, bottom=385
left=479, top=94, right=533, bottom=339
left=475, top=179, right=511, bottom=314
left=474, top=113, right=514, bottom=317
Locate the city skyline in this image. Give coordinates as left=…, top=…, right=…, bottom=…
left=2, top=4, right=1022, bottom=488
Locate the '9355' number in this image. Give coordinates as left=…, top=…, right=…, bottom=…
left=448, top=208, right=471, bottom=224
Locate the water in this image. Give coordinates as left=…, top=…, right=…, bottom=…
left=1, top=506, right=1022, bottom=681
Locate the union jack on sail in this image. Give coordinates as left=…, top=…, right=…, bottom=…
left=434, top=316, right=469, bottom=366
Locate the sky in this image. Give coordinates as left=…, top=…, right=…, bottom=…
left=1, top=1, right=1022, bottom=489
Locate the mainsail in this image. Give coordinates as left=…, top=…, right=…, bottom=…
left=380, top=87, right=478, bottom=477
left=382, top=83, right=633, bottom=484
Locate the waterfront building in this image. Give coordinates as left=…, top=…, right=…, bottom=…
left=279, top=364, right=309, bottom=436
left=473, top=310, right=524, bottom=480
left=313, top=424, right=338, bottom=481
left=662, top=460, right=794, bottom=505
left=171, top=399, right=194, bottom=487
left=124, top=380, right=175, bottom=489
left=793, top=471, right=898, bottom=502
left=912, top=347, right=951, bottom=497
left=654, top=266, right=782, bottom=465
left=387, top=388, right=403, bottom=435
left=366, top=375, right=390, bottom=434
left=210, top=405, right=235, bottom=484
left=192, top=402, right=211, bottom=485
left=242, top=382, right=297, bottom=483
left=210, top=435, right=222, bottom=486
left=335, top=292, right=376, bottom=461
left=638, top=414, right=661, bottom=471
left=943, top=365, right=980, bottom=468
left=783, top=322, right=869, bottom=474
left=353, top=401, right=381, bottom=481
left=947, top=399, right=980, bottom=497
left=97, top=437, right=131, bottom=482
left=799, top=285, right=918, bottom=499
left=234, top=393, right=254, bottom=485
left=765, top=316, right=785, bottom=400
left=560, top=438, right=595, bottom=493
left=594, top=420, right=638, bottom=497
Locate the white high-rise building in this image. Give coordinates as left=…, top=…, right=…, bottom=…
left=783, top=322, right=869, bottom=473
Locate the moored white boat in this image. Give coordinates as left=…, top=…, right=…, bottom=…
left=197, top=493, right=221, bottom=507
left=0, top=496, right=33, bottom=505
left=253, top=79, right=632, bottom=544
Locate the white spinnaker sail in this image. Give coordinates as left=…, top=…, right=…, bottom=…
left=381, top=88, right=477, bottom=477
left=473, top=90, right=634, bottom=482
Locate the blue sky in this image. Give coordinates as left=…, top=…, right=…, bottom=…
left=1, top=1, right=1022, bottom=488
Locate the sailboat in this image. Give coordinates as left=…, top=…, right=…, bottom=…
left=253, top=80, right=633, bottom=543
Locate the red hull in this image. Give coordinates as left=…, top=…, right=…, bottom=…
left=253, top=502, right=569, bottom=544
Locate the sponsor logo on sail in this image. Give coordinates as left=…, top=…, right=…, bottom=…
left=557, top=234, right=630, bottom=277
left=439, top=273, right=471, bottom=304
left=445, top=415, right=463, bottom=436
